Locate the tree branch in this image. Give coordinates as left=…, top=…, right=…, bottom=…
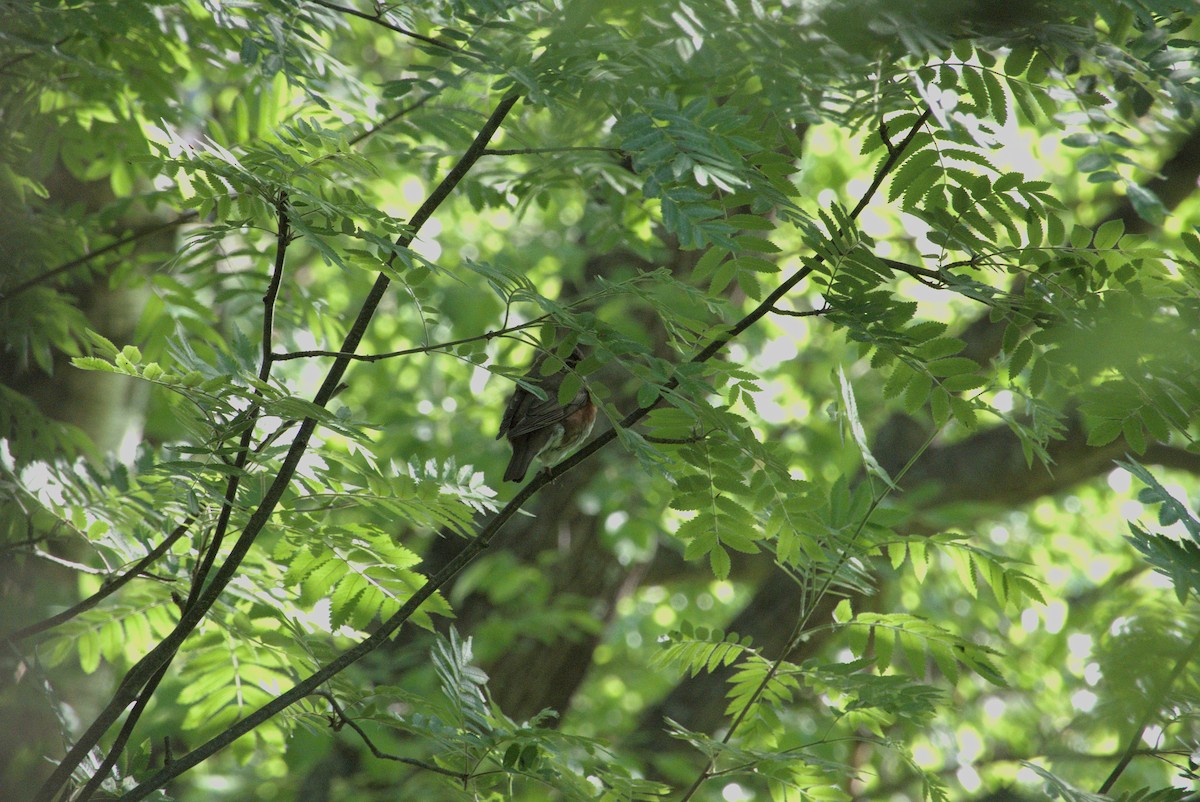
left=273, top=316, right=548, bottom=362
left=114, top=103, right=926, bottom=802
left=39, top=92, right=523, bottom=802
left=319, top=692, right=467, bottom=780
left=482, top=146, right=621, bottom=156
left=0, top=212, right=197, bottom=302
left=1097, top=626, right=1200, bottom=794
left=33, top=91, right=526, bottom=802
left=73, top=191, right=295, bottom=802
left=678, top=106, right=934, bottom=802
left=0, top=95, right=422, bottom=307
left=2, top=516, right=194, bottom=644
left=185, top=189, right=290, bottom=611
left=307, top=0, right=477, bottom=58
left=0, top=35, right=71, bottom=75
left=769, top=304, right=830, bottom=318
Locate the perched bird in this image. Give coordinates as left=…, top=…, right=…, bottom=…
left=497, top=346, right=597, bottom=482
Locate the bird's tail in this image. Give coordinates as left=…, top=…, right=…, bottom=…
left=503, top=448, right=535, bottom=483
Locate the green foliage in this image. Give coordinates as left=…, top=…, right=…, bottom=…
left=356, top=628, right=672, bottom=800
left=4, top=1, right=1200, bottom=801
left=654, top=623, right=755, bottom=677
left=843, top=611, right=1006, bottom=688
left=1123, top=460, right=1200, bottom=603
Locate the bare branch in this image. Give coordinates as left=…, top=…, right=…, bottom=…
left=307, top=0, right=478, bottom=59
left=482, top=146, right=622, bottom=156
left=318, top=692, right=467, bottom=780
left=75, top=91, right=525, bottom=802
left=769, top=304, right=830, bottom=318
left=273, top=316, right=548, bottom=363
left=2, top=517, right=194, bottom=644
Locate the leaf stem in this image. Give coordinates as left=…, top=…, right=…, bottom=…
left=1097, top=625, right=1200, bottom=794
left=677, top=105, right=933, bottom=802
left=0, top=213, right=197, bottom=302
left=2, top=517, right=194, bottom=644
left=307, top=0, right=478, bottom=58
left=86, top=91, right=524, bottom=802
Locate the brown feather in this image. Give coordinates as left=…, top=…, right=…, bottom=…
left=498, top=347, right=591, bottom=482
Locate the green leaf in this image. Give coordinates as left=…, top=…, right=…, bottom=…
left=927, top=357, right=978, bottom=377
left=709, top=544, right=730, bottom=579
left=839, top=367, right=896, bottom=489
left=916, top=337, right=965, bottom=360
left=1092, top=219, right=1124, bottom=249
left=1085, top=417, right=1123, bottom=447
left=1008, top=340, right=1032, bottom=377
left=1126, top=183, right=1167, bottom=225
left=930, top=387, right=951, bottom=425
left=904, top=373, right=932, bottom=414
left=558, top=372, right=582, bottom=406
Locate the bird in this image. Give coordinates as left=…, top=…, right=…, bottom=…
left=497, top=346, right=597, bottom=482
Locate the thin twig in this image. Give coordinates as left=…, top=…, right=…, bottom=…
left=0, top=35, right=72, bottom=74
left=24, top=78, right=442, bottom=802
left=59, top=91, right=524, bottom=802
left=678, top=105, right=933, bottom=802
left=74, top=661, right=172, bottom=802
left=28, top=549, right=105, bottom=574
left=1097, top=626, right=1200, bottom=794
left=482, top=146, right=621, bottom=156
left=186, top=189, right=289, bottom=612
left=347, top=93, right=436, bottom=148
left=769, top=304, right=830, bottom=318
left=642, top=433, right=709, bottom=445
left=849, top=111, right=931, bottom=221
left=879, top=118, right=896, bottom=157
left=116, top=101, right=913, bottom=802
left=273, top=316, right=548, bottom=362
left=73, top=192, right=295, bottom=802
left=879, top=257, right=946, bottom=284
left=307, top=0, right=476, bottom=58
left=318, top=692, right=467, bottom=779
left=3, top=517, right=194, bottom=644
left=0, top=533, right=52, bottom=554
left=0, top=212, right=198, bottom=302
left=3, top=84, right=419, bottom=307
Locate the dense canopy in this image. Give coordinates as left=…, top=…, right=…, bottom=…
left=3, top=1, right=1200, bottom=801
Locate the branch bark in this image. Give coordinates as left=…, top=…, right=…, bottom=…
left=36, top=91, right=525, bottom=802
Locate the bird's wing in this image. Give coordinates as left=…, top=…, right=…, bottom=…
left=504, top=387, right=588, bottom=439
left=496, top=388, right=523, bottom=439
left=497, top=354, right=555, bottom=438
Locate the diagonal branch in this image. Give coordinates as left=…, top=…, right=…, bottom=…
left=0, top=212, right=198, bottom=302
left=118, top=104, right=932, bottom=802
left=36, top=91, right=524, bottom=802
left=72, top=191, right=294, bottom=802
left=2, top=92, right=423, bottom=306
left=2, top=516, right=194, bottom=644
left=307, top=0, right=477, bottom=58
left=319, top=692, right=467, bottom=780
left=1097, top=625, right=1200, bottom=794
left=676, top=106, right=934, bottom=802
left=273, top=315, right=550, bottom=362
left=482, top=146, right=622, bottom=156
left=185, top=189, right=291, bottom=611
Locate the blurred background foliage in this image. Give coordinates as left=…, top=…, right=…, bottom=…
left=3, top=1, right=1200, bottom=800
